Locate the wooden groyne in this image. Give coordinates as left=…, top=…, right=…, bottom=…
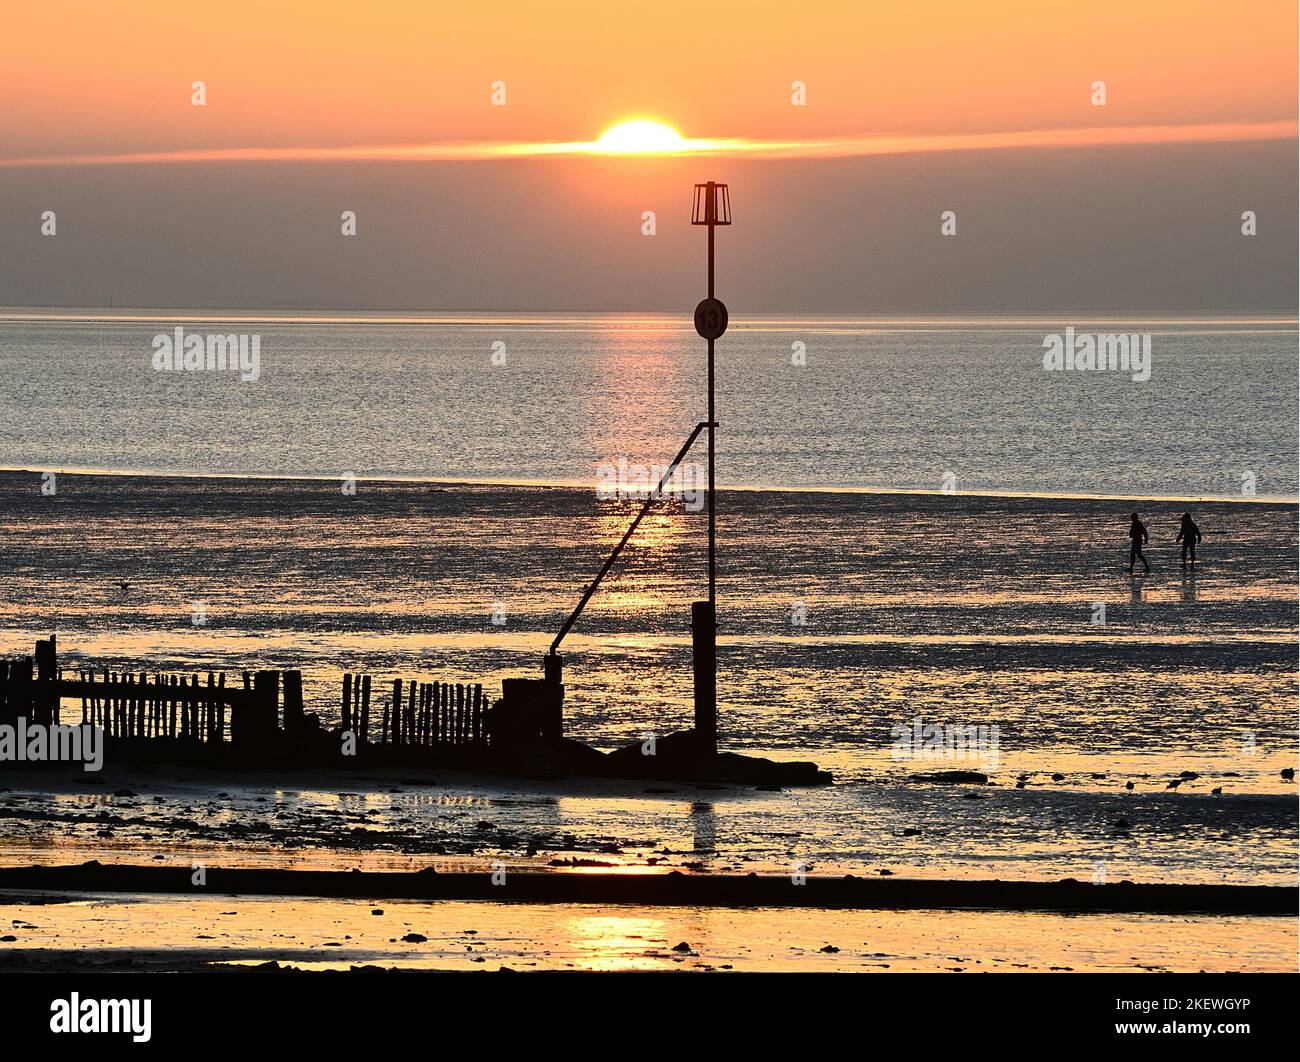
left=0, top=636, right=489, bottom=769
left=377, top=677, right=486, bottom=749
left=1, top=635, right=830, bottom=785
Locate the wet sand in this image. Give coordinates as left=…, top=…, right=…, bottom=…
left=2, top=757, right=1296, bottom=888
left=2, top=476, right=1295, bottom=971
left=1, top=892, right=1293, bottom=973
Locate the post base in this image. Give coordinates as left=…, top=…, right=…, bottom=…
left=691, top=601, right=717, bottom=756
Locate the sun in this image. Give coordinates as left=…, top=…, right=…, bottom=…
left=594, top=119, right=688, bottom=155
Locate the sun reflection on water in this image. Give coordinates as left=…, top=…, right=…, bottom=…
left=565, top=914, right=675, bottom=971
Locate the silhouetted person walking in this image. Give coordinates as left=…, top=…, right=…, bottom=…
left=1176, top=512, right=1201, bottom=567
left=1127, top=513, right=1150, bottom=575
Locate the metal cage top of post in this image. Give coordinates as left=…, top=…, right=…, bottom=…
left=691, top=182, right=731, bottom=225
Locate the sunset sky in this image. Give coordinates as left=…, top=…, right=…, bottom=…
left=1, top=0, right=1295, bottom=310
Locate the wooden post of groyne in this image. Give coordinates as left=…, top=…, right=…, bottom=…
left=283, top=670, right=303, bottom=735
left=34, top=635, right=56, bottom=726
left=359, top=675, right=370, bottom=744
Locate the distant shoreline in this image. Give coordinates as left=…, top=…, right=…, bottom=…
left=1, top=467, right=1294, bottom=506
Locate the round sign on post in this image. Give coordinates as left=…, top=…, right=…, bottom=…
left=694, top=298, right=728, bottom=340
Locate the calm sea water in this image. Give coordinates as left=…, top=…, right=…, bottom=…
left=0, top=312, right=1296, bottom=886
left=0, top=310, right=1296, bottom=498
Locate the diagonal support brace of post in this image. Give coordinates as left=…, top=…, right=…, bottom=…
left=549, top=420, right=716, bottom=657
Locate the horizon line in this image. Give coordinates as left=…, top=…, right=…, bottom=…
left=2, top=307, right=1297, bottom=327
left=1, top=466, right=1294, bottom=506
left=2, top=119, right=1295, bottom=169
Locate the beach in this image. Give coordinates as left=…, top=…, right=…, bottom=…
left=3, top=892, right=1293, bottom=973
left=1, top=475, right=1295, bottom=885
left=2, top=313, right=1297, bottom=973
left=1, top=469, right=1297, bottom=970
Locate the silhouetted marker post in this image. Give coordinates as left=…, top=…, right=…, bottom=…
left=691, top=181, right=731, bottom=757
left=542, top=184, right=731, bottom=756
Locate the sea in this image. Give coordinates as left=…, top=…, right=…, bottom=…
left=0, top=310, right=1295, bottom=890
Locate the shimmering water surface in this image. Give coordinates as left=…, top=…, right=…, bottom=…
left=1, top=310, right=1296, bottom=497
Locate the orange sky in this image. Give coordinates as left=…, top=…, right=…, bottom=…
left=2, top=0, right=1296, bottom=160
left=2, top=0, right=1294, bottom=313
